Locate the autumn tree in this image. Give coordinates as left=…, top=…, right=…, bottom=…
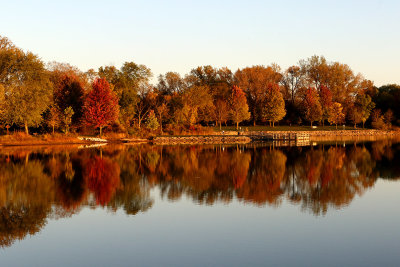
left=0, top=41, right=52, bottom=134
left=157, top=72, right=185, bottom=94
left=229, top=85, right=250, bottom=129
left=303, top=87, right=322, bottom=127
left=235, top=65, right=282, bottom=125
left=52, top=74, right=85, bottom=126
left=371, top=109, right=386, bottom=129
left=135, top=83, right=153, bottom=129
left=372, top=84, right=400, bottom=124
left=175, top=85, right=213, bottom=126
left=63, top=107, right=74, bottom=134
left=355, top=94, right=375, bottom=128
left=46, top=104, right=61, bottom=134
left=83, top=78, right=119, bottom=136
left=281, top=65, right=304, bottom=104
left=145, top=110, right=159, bottom=131
left=328, top=102, right=345, bottom=129
left=300, top=55, right=364, bottom=117
left=384, top=109, right=394, bottom=128
left=99, top=62, right=152, bottom=131
left=152, top=93, right=170, bottom=134
left=262, top=83, right=286, bottom=127
left=213, top=99, right=230, bottom=129
left=320, top=85, right=333, bottom=126
left=348, top=104, right=363, bottom=128
left=300, top=55, right=329, bottom=91
left=0, top=84, right=6, bottom=123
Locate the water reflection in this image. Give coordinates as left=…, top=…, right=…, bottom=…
left=0, top=140, right=399, bottom=247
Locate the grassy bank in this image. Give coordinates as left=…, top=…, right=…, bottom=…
left=0, top=133, right=92, bottom=146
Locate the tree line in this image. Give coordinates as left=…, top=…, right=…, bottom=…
left=0, top=35, right=398, bottom=136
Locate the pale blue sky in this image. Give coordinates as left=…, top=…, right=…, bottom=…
left=1, top=0, right=399, bottom=86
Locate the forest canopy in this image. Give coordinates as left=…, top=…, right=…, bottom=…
left=0, top=35, right=398, bottom=136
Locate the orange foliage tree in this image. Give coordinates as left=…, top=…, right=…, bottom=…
left=229, top=85, right=250, bottom=129
left=303, top=87, right=322, bottom=127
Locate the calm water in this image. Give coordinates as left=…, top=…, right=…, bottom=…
left=0, top=141, right=399, bottom=266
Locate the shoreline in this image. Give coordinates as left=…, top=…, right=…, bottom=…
left=0, top=130, right=398, bottom=147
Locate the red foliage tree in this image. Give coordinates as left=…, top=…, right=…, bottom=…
left=83, top=78, right=119, bottom=136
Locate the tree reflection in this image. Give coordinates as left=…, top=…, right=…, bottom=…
left=236, top=149, right=286, bottom=205
left=54, top=153, right=87, bottom=210
left=0, top=140, right=399, bottom=247
left=85, top=154, right=121, bottom=206
left=0, top=157, right=53, bottom=247
left=0, top=204, right=49, bottom=247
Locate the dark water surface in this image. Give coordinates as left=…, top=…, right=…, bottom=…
left=0, top=141, right=399, bottom=266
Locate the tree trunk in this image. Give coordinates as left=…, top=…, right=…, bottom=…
left=311, top=121, right=313, bottom=127
left=52, top=125, right=55, bottom=135
left=24, top=122, right=28, bottom=135
left=219, top=122, right=222, bottom=130
left=273, top=121, right=275, bottom=127
left=335, top=124, right=338, bottom=129
left=99, top=126, right=103, bottom=137
left=159, top=115, right=163, bottom=134
left=362, top=121, right=365, bottom=129
left=236, top=122, right=239, bottom=130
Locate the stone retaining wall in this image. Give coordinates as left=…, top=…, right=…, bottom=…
left=152, top=135, right=251, bottom=144
left=246, top=130, right=397, bottom=137
left=152, top=130, right=398, bottom=144
left=247, top=130, right=398, bottom=142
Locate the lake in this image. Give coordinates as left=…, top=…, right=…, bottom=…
left=0, top=140, right=399, bottom=266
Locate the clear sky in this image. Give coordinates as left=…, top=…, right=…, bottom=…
left=1, top=0, right=399, bottom=86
